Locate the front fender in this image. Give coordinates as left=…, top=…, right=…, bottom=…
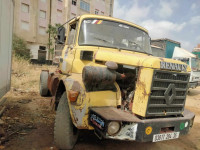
left=60, top=73, right=120, bottom=130
left=61, top=73, right=90, bottom=129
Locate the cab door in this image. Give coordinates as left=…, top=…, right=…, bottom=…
left=61, top=21, right=78, bottom=74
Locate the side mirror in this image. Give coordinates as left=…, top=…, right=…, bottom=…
left=57, top=26, right=66, bottom=44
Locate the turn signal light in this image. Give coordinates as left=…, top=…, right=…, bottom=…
left=68, top=90, right=79, bottom=102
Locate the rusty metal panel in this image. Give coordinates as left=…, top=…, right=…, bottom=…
left=0, top=0, right=14, bottom=98
left=90, top=107, right=141, bottom=122
left=132, top=68, right=154, bottom=117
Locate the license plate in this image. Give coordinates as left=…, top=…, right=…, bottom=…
left=153, top=132, right=180, bottom=142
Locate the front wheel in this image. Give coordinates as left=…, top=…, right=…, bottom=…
left=54, top=92, right=79, bottom=149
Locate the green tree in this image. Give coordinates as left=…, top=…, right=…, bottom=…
left=46, top=24, right=61, bottom=60
left=12, top=34, right=30, bottom=60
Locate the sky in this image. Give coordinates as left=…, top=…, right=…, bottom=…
left=113, top=0, right=200, bottom=51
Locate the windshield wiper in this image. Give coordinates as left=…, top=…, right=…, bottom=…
left=94, top=37, right=112, bottom=44
left=128, top=40, right=139, bottom=46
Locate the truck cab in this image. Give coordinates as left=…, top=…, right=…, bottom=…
left=39, top=15, right=195, bottom=149
left=173, top=47, right=200, bottom=89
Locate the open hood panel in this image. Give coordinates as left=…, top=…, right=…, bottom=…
left=95, top=49, right=190, bottom=71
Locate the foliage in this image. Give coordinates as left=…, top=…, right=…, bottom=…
left=12, top=55, right=56, bottom=92
left=12, top=34, right=31, bottom=60
left=46, top=24, right=61, bottom=56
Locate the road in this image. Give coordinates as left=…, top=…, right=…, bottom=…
left=2, top=87, right=200, bottom=150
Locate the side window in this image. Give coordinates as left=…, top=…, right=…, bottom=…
left=67, top=23, right=77, bottom=45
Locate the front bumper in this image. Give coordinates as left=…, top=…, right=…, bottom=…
left=89, top=107, right=195, bottom=142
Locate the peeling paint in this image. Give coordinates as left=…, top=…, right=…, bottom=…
left=107, top=123, right=138, bottom=141
left=71, top=104, right=87, bottom=127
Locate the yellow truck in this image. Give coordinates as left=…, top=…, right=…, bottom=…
left=39, top=14, right=195, bottom=149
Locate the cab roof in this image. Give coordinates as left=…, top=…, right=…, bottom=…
left=71, top=14, right=148, bottom=34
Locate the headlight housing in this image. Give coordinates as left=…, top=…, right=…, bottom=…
left=107, top=121, right=121, bottom=136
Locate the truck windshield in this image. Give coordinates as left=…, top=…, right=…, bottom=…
left=78, top=19, right=152, bottom=54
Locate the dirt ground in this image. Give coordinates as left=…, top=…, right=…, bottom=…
left=0, top=86, right=198, bottom=150
left=1, top=58, right=200, bottom=150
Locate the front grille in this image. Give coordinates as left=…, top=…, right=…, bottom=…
left=146, top=70, right=190, bottom=117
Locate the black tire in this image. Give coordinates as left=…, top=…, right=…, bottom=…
left=39, top=71, right=49, bottom=96
left=54, top=92, right=79, bottom=150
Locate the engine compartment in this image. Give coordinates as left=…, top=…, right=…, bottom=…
left=82, top=64, right=138, bottom=112
left=116, top=65, right=138, bottom=111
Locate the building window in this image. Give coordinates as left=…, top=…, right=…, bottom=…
left=21, top=21, right=29, bottom=30
left=72, top=0, right=77, bottom=6
left=101, top=11, right=104, bottom=15
left=57, top=9, right=62, bottom=17
left=21, top=3, right=29, bottom=13
left=95, top=9, right=99, bottom=15
left=39, top=26, right=46, bottom=35
left=80, top=1, right=90, bottom=12
left=39, top=46, right=46, bottom=50
left=39, top=10, right=46, bottom=19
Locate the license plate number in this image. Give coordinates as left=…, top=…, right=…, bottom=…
left=153, top=132, right=180, bottom=142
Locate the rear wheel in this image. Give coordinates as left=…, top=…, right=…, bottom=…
left=54, top=92, right=79, bottom=150
left=39, top=71, right=49, bottom=96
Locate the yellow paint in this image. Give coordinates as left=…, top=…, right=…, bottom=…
left=60, top=45, right=76, bottom=74
left=88, top=91, right=117, bottom=107
left=94, top=49, right=191, bottom=72
left=61, top=73, right=119, bottom=129
left=71, top=46, right=190, bottom=74
left=132, top=68, right=154, bottom=116
left=57, top=14, right=191, bottom=130
left=98, top=20, right=103, bottom=24
left=60, top=14, right=190, bottom=74
left=145, top=126, right=153, bottom=135
left=114, top=82, right=121, bottom=106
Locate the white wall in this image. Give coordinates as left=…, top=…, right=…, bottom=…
left=28, top=44, right=39, bottom=59
left=28, top=43, right=49, bottom=60
left=0, top=0, right=14, bottom=98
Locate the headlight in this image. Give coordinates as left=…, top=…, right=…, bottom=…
left=107, top=121, right=121, bottom=136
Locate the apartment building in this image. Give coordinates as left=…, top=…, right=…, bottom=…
left=66, top=0, right=114, bottom=20
left=13, top=0, right=114, bottom=62
left=13, top=0, right=66, bottom=62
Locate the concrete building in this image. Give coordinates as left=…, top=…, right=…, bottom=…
left=13, top=0, right=114, bottom=62
left=13, top=0, right=66, bottom=62
left=151, top=38, right=181, bottom=58
left=66, top=0, right=114, bottom=20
